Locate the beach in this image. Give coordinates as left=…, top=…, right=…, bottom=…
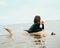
left=0, top=20, right=60, bottom=48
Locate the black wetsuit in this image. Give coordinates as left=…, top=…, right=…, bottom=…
left=26, top=22, right=44, bottom=33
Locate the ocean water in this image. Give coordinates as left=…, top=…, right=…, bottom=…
left=0, top=20, right=60, bottom=48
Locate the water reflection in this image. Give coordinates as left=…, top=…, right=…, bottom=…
left=30, top=34, right=47, bottom=48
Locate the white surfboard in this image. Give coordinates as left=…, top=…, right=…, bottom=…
left=21, top=30, right=49, bottom=37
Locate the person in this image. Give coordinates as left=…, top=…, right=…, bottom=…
left=25, top=15, right=44, bottom=33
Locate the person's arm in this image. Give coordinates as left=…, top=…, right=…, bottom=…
left=41, top=20, right=44, bottom=29
left=42, top=24, right=44, bottom=29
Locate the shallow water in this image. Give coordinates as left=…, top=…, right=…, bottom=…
left=0, top=20, right=60, bottom=48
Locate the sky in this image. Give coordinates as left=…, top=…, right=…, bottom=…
left=0, top=0, right=60, bottom=25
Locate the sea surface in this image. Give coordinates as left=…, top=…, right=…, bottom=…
left=0, top=20, right=60, bottom=48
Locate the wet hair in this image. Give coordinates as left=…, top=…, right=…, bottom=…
left=34, top=15, right=41, bottom=23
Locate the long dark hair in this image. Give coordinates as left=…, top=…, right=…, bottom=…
left=34, top=15, right=41, bottom=23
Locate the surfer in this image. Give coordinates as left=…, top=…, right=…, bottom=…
left=25, top=15, right=44, bottom=33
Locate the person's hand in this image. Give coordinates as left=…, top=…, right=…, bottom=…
left=41, top=20, right=44, bottom=25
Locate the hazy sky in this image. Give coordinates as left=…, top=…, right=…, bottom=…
left=0, top=0, right=60, bottom=25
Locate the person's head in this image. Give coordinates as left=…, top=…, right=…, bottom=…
left=34, top=15, right=41, bottom=23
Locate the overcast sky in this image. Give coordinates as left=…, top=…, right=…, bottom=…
left=0, top=0, right=60, bottom=25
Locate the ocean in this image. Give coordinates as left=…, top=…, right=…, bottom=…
left=0, top=20, right=60, bottom=48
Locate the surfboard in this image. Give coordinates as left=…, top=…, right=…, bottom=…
left=21, top=30, right=48, bottom=36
